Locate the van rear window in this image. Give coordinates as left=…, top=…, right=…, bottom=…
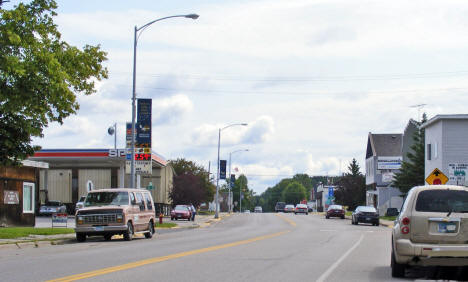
left=415, top=190, right=468, bottom=212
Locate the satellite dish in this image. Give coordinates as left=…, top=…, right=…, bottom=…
left=108, top=127, right=115, bottom=135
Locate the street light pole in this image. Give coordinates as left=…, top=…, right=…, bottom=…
left=228, top=149, right=248, bottom=213
left=130, top=14, right=199, bottom=188
left=214, top=123, right=248, bottom=219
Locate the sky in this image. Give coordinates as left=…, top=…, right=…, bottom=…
left=8, top=0, right=468, bottom=194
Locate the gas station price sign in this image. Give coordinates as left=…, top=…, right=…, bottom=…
left=134, top=153, right=151, bottom=161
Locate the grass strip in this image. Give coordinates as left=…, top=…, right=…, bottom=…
left=154, top=222, right=177, bottom=228
left=0, top=227, right=75, bottom=239
left=379, top=215, right=397, bottom=221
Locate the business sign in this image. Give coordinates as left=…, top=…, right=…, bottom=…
left=448, top=163, right=468, bottom=186
left=126, top=160, right=152, bottom=175
left=382, top=172, right=395, bottom=183
left=4, top=191, right=19, bottom=204
left=377, top=156, right=402, bottom=170
left=220, top=160, right=227, bottom=179
left=136, top=99, right=152, bottom=149
left=52, top=213, right=68, bottom=228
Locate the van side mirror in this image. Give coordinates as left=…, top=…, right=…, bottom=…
left=131, top=199, right=137, bottom=205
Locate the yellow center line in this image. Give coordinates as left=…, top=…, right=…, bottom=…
left=47, top=230, right=290, bottom=282
left=275, top=213, right=297, bottom=227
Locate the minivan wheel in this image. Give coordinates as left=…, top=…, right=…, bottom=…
left=144, top=221, right=154, bottom=239
left=124, top=222, right=133, bottom=241
left=76, top=233, right=86, bottom=242
left=104, top=234, right=113, bottom=241
left=391, top=250, right=405, bottom=278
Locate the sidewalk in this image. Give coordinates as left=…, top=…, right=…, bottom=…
left=0, top=213, right=232, bottom=248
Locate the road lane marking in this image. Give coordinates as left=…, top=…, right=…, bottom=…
left=316, top=234, right=364, bottom=282
left=47, top=230, right=290, bottom=282
left=275, top=213, right=297, bottom=227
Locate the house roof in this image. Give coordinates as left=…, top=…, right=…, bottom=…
left=421, top=114, right=468, bottom=129
left=366, top=133, right=402, bottom=157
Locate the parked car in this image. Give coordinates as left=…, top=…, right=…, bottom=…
left=39, top=201, right=67, bottom=216
left=284, top=204, right=295, bottom=213
left=75, top=188, right=156, bottom=242
left=75, top=196, right=86, bottom=211
left=171, top=205, right=192, bottom=221
left=391, top=185, right=468, bottom=278
left=385, top=207, right=399, bottom=216
left=307, top=202, right=315, bottom=212
left=275, top=202, right=286, bottom=212
left=295, top=204, right=308, bottom=215
left=326, top=204, right=345, bottom=219
left=254, top=206, right=262, bottom=213
left=352, top=206, right=379, bottom=225
left=244, top=210, right=251, bottom=213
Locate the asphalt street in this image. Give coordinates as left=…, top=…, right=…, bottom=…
left=0, top=213, right=464, bottom=281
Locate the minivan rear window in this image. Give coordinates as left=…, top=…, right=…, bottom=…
left=415, top=190, right=468, bottom=212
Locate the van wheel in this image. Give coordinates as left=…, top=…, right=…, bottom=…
left=76, top=233, right=86, bottom=242
left=145, top=221, right=154, bottom=239
left=391, top=250, right=405, bottom=278
left=124, top=222, right=133, bottom=241
left=104, top=234, right=112, bottom=241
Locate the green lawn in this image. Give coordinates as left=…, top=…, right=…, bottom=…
left=0, top=227, right=75, bottom=239
left=380, top=216, right=397, bottom=221
left=154, top=222, right=177, bottom=228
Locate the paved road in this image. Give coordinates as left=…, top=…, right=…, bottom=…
left=0, top=213, right=464, bottom=281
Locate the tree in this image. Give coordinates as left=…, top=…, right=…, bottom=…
left=170, top=173, right=206, bottom=207
left=282, top=181, right=307, bottom=204
left=392, top=114, right=427, bottom=195
left=232, top=174, right=254, bottom=212
left=169, top=158, right=215, bottom=203
left=335, top=159, right=366, bottom=210
left=0, top=0, right=108, bottom=166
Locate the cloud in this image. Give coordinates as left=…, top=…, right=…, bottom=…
left=152, top=95, right=193, bottom=125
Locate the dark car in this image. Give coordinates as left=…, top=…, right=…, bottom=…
left=170, top=205, right=192, bottom=221
left=39, top=201, right=67, bottom=216
left=352, top=206, right=379, bottom=226
left=275, top=202, right=286, bottom=212
left=385, top=207, right=399, bottom=216
left=326, top=205, right=345, bottom=219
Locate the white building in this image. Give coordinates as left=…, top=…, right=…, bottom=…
left=422, top=114, right=468, bottom=186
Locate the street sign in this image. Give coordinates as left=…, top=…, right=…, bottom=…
left=147, top=182, right=153, bottom=190
left=426, top=168, right=449, bottom=185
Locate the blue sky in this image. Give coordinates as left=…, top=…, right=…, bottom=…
left=9, top=0, right=468, bottom=194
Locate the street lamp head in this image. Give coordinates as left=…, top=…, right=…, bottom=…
left=185, top=14, right=199, bottom=19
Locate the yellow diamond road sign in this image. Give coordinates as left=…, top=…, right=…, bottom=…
left=425, top=168, right=448, bottom=185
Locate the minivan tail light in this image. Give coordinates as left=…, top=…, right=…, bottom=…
left=402, top=217, right=410, bottom=225
left=401, top=226, right=410, bottom=234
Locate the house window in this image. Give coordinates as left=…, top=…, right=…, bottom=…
left=434, top=142, right=438, bottom=159
left=427, top=144, right=431, bottom=160
left=23, top=182, right=35, bottom=213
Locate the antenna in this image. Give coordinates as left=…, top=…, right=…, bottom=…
left=410, top=104, right=427, bottom=122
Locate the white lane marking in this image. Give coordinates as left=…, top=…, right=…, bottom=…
left=316, top=234, right=365, bottom=282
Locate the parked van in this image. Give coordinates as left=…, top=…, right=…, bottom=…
left=75, top=188, right=155, bottom=242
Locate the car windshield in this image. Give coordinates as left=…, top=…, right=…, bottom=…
left=46, top=201, right=61, bottom=206
left=329, top=205, right=342, bottom=210
left=175, top=205, right=188, bottom=211
left=415, top=190, right=468, bottom=212
left=78, top=196, right=86, bottom=202
left=84, top=192, right=129, bottom=207
left=358, top=206, right=376, bottom=212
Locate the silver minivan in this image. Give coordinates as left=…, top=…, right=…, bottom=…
left=391, top=185, right=468, bottom=278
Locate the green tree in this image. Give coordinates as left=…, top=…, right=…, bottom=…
left=282, top=181, right=307, bottom=204
left=392, top=114, right=427, bottom=195
left=0, top=0, right=108, bottom=166
left=335, top=158, right=366, bottom=210
left=169, top=158, right=215, bottom=203
left=232, top=174, right=254, bottom=212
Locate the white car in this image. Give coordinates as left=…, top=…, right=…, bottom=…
left=254, top=206, right=262, bottom=213
left=284, top=204, right=295, bottom=213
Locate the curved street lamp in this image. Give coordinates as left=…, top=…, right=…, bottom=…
left=130, top=14, right=199, bottom=188
left=228, top=149, right=249, bottom=213
left=215, top=123, right=248, bottom=218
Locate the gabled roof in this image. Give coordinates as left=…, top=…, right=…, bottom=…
left=366, top=133, right=402, bottom=158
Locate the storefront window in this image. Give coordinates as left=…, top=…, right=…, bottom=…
left=23, top=182, right=35, bottom=213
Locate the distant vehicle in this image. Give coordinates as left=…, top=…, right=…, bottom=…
left=284, top=204, right=295, bottom=213
left=391, top=185, right=468, bottom=278
left=75, top=196, right=86, bottom=211
left=307, top=202, right=315, bottom=212
left=385, top=208, right=399, bottom=216
left=352, top=206, right=379, bottom=225
left=244, top=210, right=251, bottom=213
left=295, top=204, right=308, bottom=215
left=39, top=201, right=67, bottom=216
left=326, top=205, right=345, bottom=219
left=275, top=202, right=286, bottom=212
left=75, top=188, right=155, bottom=242
left=254, top=206, right=262, bottom=213
left=171, top=205, right=192, bottom=221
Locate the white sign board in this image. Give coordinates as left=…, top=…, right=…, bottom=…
left=126, top=160, right=152, bottom=175
left=382, top=172, right=395, bottom=183
left=377, top=156, right=402, bottom=170
left=448, top=163, right=468, bottom=186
